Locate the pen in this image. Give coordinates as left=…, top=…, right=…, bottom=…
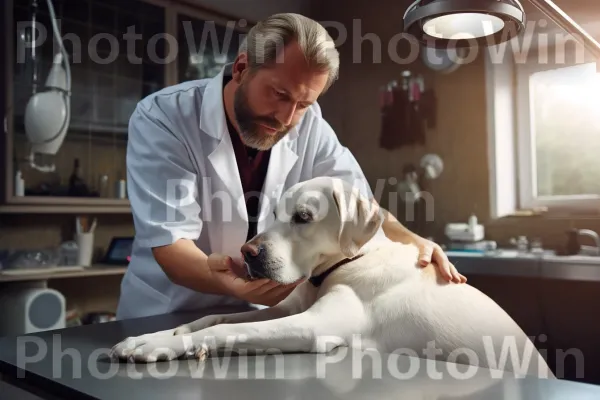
left=89, top=218, right=97, bottom=233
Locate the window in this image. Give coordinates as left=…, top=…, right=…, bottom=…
left=486, top=46, right=600, bottom=217
left=519, top=62, right=600, bottom=211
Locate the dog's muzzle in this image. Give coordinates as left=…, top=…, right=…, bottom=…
left=242, top=245, right=270, bottom=280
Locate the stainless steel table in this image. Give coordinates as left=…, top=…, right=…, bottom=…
left=2, top=306, right=600, bottom=399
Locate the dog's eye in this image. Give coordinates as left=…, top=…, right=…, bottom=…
left=293, top=210, right=312, bottom=224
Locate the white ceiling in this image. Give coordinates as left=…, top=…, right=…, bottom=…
left=522, top=0, right=600, bottom=41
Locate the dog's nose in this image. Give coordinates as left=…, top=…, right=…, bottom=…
left=241, top=242, right=261, bottom=260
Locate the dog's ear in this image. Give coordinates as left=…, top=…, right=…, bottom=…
left=332, top=182, right=383, bottom=258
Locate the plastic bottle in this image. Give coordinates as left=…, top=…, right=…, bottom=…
left=14, top=170, right=25, bottom=196
left=116, top=179, right=126, bottom=199
left=468, top=213, right=478, bottom=232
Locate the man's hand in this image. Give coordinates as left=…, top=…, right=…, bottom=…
left=207, top=253, right=301, bottom=306
left=380, top=208, right=466, bottom=284
left=408, top=234, right=466, bottom=283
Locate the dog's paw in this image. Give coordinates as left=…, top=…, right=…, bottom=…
left=110, top=330, right=195, bottom=363
left=114, top=336, right=194, bottom=363
left=195, top=343, right=211, bottom=362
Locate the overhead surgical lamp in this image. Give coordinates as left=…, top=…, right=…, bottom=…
left=24, top=0, right=71, bottom=173
left=403, top=0, right=527, bottom=48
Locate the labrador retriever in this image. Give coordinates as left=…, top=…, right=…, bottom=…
left=111, top=177, right=555, bottom=379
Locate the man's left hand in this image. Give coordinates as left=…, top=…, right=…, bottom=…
left=410, top=234, right=467, bottom=283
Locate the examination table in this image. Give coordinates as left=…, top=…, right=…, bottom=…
left=1, top=305, right=600, bottom=399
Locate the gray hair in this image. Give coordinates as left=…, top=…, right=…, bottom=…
left=239, top=13, right=340, bottom=91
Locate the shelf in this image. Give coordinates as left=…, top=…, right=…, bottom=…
left=0, top=204, right=132, bottom=214
left=0, top=197, right=131, bottom=214
left=8, top=196, right=129, bottom=206
left=0, top=265, right=127, bottom=283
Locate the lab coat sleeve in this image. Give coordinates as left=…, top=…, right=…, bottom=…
left=126, top=103, right=203, bottom=249
left=310, top=112, right=376, bottom=201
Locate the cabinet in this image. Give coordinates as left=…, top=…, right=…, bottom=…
left=1, top=0, right=246, bottom=213
left=176, top=10, right=242, bottom=83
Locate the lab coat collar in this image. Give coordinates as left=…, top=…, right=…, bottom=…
left=199, top=65, right=227, bottom=140
left=199, top=64, right=299, bottom=142
left=203, top=64, right=299, bottom=248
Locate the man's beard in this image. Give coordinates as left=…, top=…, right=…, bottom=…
left=233, top=81, right=292, bottom=151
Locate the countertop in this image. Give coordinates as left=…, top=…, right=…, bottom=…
left=3, top=306, right=600, bottom=399
left=447, top=250, right=600, bottom=282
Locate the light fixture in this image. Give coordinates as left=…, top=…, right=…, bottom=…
left=403, top=0, right=526, bottom=48
left=24, top=0, right=71, bottom=173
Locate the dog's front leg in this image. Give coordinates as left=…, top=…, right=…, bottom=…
left=124, top=312, right=343, bottom=362
left=111, top=306, right=293, bottom=360
left=173, top=306, right=289, bottom=335
left=111, top=283, right=317, bottom=361
left=174, top=282, right=315, bottom=335
left=123, top=287, right=361, bottom=363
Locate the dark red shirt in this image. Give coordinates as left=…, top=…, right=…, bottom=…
left=223, top=75, right=271, bottom=242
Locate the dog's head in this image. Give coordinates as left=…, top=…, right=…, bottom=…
left=240, top=177, right=384, bottom=284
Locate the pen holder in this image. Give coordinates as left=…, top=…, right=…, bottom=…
left=75, top=232, right=94, bottom=267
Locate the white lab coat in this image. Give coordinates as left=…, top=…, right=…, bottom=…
left=116, top=64, right=379, bottom=320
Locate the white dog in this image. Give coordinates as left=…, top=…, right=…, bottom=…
left=111, top=177, right=554, bottom=379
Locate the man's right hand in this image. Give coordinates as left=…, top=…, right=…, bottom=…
left=206, top=253, right=301, bottom=306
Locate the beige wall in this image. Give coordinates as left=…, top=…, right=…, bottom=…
left=312, top=0, right=600, bottom=251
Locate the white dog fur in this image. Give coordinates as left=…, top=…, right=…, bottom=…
left=111, top=177, right=555, bottom=379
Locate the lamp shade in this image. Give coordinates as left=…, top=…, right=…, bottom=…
left=403, top=0, right=526, bottom=48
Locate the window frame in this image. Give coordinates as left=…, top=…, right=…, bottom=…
left=515, top=48, right=600, bottom=215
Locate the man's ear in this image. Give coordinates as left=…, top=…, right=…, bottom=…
left=332, top=183, right=383, bottom=258
left=232, top=53, right=249, bottom=83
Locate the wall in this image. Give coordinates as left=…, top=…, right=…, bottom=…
left=311, top=0, right=600, bottom=251
left=312, top=0, right=489, bottom=241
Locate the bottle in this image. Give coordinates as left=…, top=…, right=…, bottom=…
left=116, top=179, right=126, bottom=199
left=517, top=236, right=529, bottom=253
left=14, top=170, right=25, bottom=196
left=468, top=213, right=478, bottom=233
left=510, top=236, right=529, bottom=253
left=98, top=174, right=109, bottom=198
left=68, top=158, right=86, bottom=196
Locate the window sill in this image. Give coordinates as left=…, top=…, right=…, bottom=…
left=496, top=207, right=600, bottom=221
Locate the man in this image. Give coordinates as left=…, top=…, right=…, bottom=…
left=116, top=13, right=465, bottom=320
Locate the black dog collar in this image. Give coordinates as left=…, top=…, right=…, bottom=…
left=309, top=254, right=363, bottom=287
